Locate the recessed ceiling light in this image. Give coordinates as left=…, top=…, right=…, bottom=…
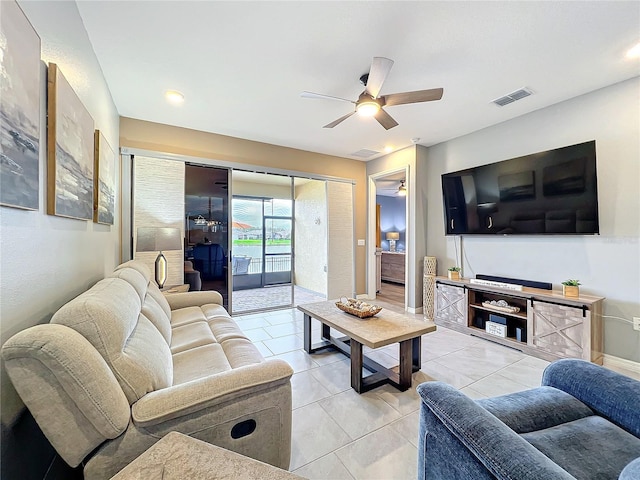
left=384, top=146, right=393, bottom=153
left=626, top=42, right=640, bottom=59
left=165, top=90, right=185, bottom=105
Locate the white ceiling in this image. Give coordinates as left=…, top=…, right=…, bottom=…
left=76, top=1, right=639, bottom=161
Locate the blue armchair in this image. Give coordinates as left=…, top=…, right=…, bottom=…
left=417, top=359, right=640, bottom=480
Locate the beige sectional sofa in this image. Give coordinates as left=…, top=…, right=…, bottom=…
left=2, top=260, right=293, bottom=479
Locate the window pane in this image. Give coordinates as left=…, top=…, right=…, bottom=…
left=264, top=198, right=292, bottom=217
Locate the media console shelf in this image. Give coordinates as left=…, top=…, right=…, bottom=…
left=434, top=277, right=604, bottom=364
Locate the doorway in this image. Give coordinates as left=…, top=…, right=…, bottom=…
left=371, top=170, right=408, bottom=309
left=231, top=172, right=294, bottom=314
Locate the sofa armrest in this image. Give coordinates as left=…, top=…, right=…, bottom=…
left=132, top=359, right=293, bottom=427
left=163, top=290, right=223, bottom=310
left=1, top=324, right=131, bottom=467
left=542, top=359, right=640, bottom=437
left=417, top=382, right=575, bottom=480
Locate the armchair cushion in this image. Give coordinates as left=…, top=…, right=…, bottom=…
left=477, top=386, right=594, bottom=434
left=542, top=358, right=640, bottom=437
left=522, top=416, right=640, bottom=480
left=417, top=382, right=574, bottom=480
left=418, top=359, right=640, bottom=480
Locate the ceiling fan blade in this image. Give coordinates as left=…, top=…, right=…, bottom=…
left=323, top=111, right=356, bottom=128
left=374, top=108, right=399, bottom=130
left=301, top=91, right=354, bottom=103
left=382, top=88, right=444, bottom=107
left=365, top=57, right=394, bottom=98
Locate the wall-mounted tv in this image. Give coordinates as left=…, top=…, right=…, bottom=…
left=442, top=140, right=599, bottom=235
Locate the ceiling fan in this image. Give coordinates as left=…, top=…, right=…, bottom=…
left=301, top=57, right=443, bottom=130
left=376, top=178, right=407, bottom=196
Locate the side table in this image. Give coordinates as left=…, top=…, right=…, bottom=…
left=160, top=284, right=190, bottom=293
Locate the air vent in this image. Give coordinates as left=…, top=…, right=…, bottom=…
left=350, top=149, right=379, bottom=158
left=492, top=87, right=533, bottom=107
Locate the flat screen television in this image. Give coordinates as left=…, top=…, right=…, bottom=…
left=441, top=140, right=599, bottom=235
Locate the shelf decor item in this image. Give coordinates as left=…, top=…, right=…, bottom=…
left=448, top=267, right=461, bottom=280
left=335, top=297, right=382, bottom=318
left=423, top=256, right=437, bottom=321
left=482, top=300, right=521, bottom=314
left=562, top=279, right=581, bottom=298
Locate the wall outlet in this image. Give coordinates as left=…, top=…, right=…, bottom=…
left=634, top=317, right=640, bottom=331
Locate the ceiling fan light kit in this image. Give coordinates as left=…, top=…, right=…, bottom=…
left=302, top=56, right=443, bottom=130
left=398, top=179, right=407, bottom=196
left=356, top=99, right=380, bottom=117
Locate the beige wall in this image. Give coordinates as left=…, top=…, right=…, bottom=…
left=120, top=117, right=368, bottom=294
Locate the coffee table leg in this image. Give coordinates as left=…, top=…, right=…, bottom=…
left=351, top=340, right=363, bottom=393
left=321, top=322, right=330, bottom=341
left=303, top=313, right=312, bottom=353
left=412, top=336, right=421, bottom=371
left=399, top=339, right=413, bottom=390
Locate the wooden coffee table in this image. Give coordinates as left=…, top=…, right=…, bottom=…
left=298, top=301, right=436, bottom=393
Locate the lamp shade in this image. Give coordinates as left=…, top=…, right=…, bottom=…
left=136, top=227, right=182, bottom=289
left=136, top=227, right=182, bottom=252
left=386, top=231, right=400, bottom=241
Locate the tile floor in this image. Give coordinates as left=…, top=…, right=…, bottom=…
left=232, top=285, right=326, bottom=314
left=232, top=303, right=638, bottom=480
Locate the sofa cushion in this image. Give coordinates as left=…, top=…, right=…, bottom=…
left=147, top=282, right=173, bottom=320
left=141, top=294, right=172, bottom=344
left=172, top=344, right=232, bottom=385
left=110, top=266, right=148, bottom=303
left=478, top=386, right=594, bottom=434
left=522, top=416, right=640, bottom=479
left=170, top=304, right=234, bottom=328
left=208, top=316, right=250, bottom=343
left=171, top=306, right=208, bottom=327
left=171, top=322, right=216, bottom=354
left=220, top=338, right=264, bottom=369
left=51, top=277, right=173, bottom=404
left=202, top=303, right=233, bottom=319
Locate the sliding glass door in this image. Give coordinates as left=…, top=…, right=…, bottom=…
left=184, top=164, right=229, bottom=309
left=231, top=172, right=293, bottom=313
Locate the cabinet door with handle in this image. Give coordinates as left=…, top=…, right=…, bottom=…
left=435, top=283, right=467, bottom=326
left=528, top=300, right=589, bottom=360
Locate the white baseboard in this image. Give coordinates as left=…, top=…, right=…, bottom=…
left=356, top=294, right=372, bottom=300
left=603, top=354, right=640, bottom=374
left=407, top=306, right=423, bottom=314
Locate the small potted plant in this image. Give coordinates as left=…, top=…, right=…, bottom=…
left=448, top=266, right=461, bottom=280
left=562, top=279, right=581, bottom=297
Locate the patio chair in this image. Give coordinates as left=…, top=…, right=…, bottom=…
left=232, top=256, right=252, bottom=275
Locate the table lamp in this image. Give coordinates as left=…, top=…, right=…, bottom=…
left=136, top=227, right=182, bottom=288
left=386, top=231, right=400, bottom=252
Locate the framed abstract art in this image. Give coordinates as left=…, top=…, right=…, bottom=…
left=47, top=63, right=95, bottom=220
left=0, top=0, right=41, bottom=210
